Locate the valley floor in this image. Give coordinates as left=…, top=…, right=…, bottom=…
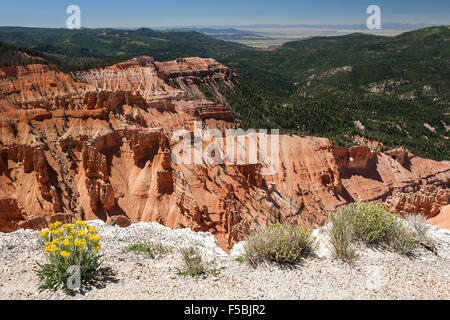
left=0, top=221, right=449, bottom=300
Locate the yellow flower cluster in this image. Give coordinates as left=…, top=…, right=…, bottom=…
left=40, top=220, right=101, bottom=258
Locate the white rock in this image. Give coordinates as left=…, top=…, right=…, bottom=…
left=230, top=241, right=246, bottom=257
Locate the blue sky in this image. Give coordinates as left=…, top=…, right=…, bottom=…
left=0, top=0, right=449, bottom=28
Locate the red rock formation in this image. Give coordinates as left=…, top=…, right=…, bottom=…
left=154, top=57, right=233, bottom=81
left=73, top=56, right=185, bottom=103
left=83, top=91, right=146, bottom=111
left=180, top=101, right=233, bottom=121
left=0, top=64, right=90, bottom=110
left=429, top=205, right=450, bottom=229
left=0, top=198, right=25, bottom=232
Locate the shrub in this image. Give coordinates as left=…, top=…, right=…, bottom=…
left=35, top=220, right=102, bottom=292
left=175, top=247, right=220, bottom=277
left=423, top=235, right=437, bottom=253
left=328, top=202, right=416, bottom=261
left=243, top=224, right=316, bottom=266
left=404, top=214, right=436, bottom=252
left=327, top=210, right=357, bottom=263
left=122, top=241, right=171, bottom=258
left=404, top=214, right=431, bottom=241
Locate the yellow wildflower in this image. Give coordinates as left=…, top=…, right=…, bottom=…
left=40, top=230, right=49, bottom=238
left=77, top=229, right=87, bottom=237
left=60, top=251, right=71, bottom=258
left=89, top=235, right=100, bottom=242
left=45, top=245, right=59, bottom=253
left=75, top=239, right=86, bottom=247
left=75, top=220, right=87, bottom=226
left=87, top=226, right=98, bottom=234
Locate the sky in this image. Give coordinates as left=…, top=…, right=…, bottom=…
left=0, top=0, right=449, bottom=28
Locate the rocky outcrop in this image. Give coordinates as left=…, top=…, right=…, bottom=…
left=83, top=91, right=147, bottom=111
left=154, top=57, right=233, bottom=82
left=386, top=185, right=450, bottom=218
left=73, top=56, right=185, bottom=103
left=82, top=146, right=116, bottom=214
left=0, top=198, right=25, bottom=232
left=0, top=64, right=90, bottom=110
left=180, top=101, right=233, bottom=121
left=333, top=145, right=373, bottom=170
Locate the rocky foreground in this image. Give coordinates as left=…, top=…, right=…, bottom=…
left=0, top=220, right=448, bottom=300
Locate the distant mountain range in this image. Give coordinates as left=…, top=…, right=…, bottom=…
left=0, top=27, right=249, bottom=64
left=136, top=23, right=441, bottom=44
left=123, top=23, right=437, bottom=31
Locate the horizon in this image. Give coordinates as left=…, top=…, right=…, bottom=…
left=0, top=0, right=449, bottom=28
left=0, top=22, right=446, bottom=30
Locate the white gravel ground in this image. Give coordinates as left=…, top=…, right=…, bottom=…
left=0, top=220, right=449, bottom=300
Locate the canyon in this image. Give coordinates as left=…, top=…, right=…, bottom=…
left=0, top=56, right=449, bottom=250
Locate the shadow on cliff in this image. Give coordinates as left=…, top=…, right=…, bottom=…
left=93, top=204, right=128, bottom=222
left=338, top=155, right=383, bottom=183
left=337, top=185, right=355, bottom=203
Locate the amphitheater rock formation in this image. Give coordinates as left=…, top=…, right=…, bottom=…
left=0, top=56, right=449, bottom=250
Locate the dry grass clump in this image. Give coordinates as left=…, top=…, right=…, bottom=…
left=328, top=202, right=416, bottom=262
left=122, top=241, right=171, bottom=259
left=243, top=224, right=316, bottom=267
left=176, top=247, right=220, bottom=277
left=328, top=210, right=357, bottom=263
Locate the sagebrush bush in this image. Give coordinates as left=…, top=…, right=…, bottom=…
left=35, top=220, right=102, bottom=292
left=328, top=202, right=416, bottom=261
left=243, top=224, right=316, bottom=266
left=404, top=214, right=430, bottom=240
left=176, top=247, right=220, bottom=277
left=404, top=214, right=436, bottom=252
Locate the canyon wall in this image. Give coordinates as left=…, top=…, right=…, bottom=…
left=0, top=56, right=449, bottom=250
